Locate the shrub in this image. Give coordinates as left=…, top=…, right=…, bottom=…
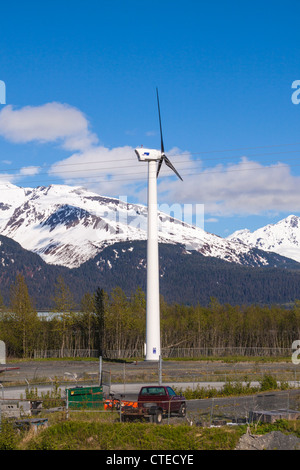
left=259, top=374, right=278, bottom=391
left=25, top=383, right=64, bottom=408
left=0, top=419, right=19, bottom=450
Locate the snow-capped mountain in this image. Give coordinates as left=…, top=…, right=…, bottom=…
left=0, top=182, right=296, bottom=269
left=227, top=215, right=300, bottom=263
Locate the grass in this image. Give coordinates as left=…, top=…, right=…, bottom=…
left=7, top=355, right=292, bottom=363
left=4, top=410, right=300, bottom=451
left=7, top=356, right=98, bottom=363
left=163, top=356, right=291, bottom=363
left=14, top=413, right=246, bottom=450
left=250, top=418, right=300, bottom=437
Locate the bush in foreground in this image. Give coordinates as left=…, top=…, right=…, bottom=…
left=19, top=420, right=245, bottom=451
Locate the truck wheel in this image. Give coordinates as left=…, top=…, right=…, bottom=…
left=154, top=409, right=163, bottom=424
left=178, top=403, right=186, bottom=417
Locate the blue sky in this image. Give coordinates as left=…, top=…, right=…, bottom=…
left=1, top=0, right=300, bottom=237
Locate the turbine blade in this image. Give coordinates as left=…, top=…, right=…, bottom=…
left=156, top=88, right=165, bottom=154
left=164, top=155, right=183, bottom=181
left=157, top=158, right=163, bottom=178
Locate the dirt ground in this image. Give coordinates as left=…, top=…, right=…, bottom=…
left=1, top=357, right=298, bottom=384
left=2, top=359, right=101, bottom=382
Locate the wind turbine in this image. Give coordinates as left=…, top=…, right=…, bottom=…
left=135, top=88, right=183, bottom=361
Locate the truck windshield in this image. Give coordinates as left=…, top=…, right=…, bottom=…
left=140, top=387, right=166, bottom=396
left=166, top=387, right=176, bottom=396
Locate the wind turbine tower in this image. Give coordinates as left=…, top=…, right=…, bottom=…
left=135, top=89, right=183, bottom=361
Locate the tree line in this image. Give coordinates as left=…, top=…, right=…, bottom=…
left=1, top=273, right=300, bottom=358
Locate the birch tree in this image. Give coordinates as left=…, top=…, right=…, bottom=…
left=9, top=273, right=39, bottom=357
left=53, top=276, right=76, bottom=354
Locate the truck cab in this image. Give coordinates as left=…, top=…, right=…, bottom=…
left=137, top=386, right=186, bottom=417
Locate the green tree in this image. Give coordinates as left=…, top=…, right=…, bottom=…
left=129, top=287, right=146, bottom=351
left=53, top=276, right=76, bottom=354
left=80, top=292, right=96, bottom=355
left=9, top=273, right=39, bottom=357
left=105, top=287, right=129, bottom=353
left=0, top=290, right=5, bottom=312
left=94, top=288, right=106, bottom=355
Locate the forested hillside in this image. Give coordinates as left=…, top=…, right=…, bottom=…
left=1, top=236, right=300, bottom=308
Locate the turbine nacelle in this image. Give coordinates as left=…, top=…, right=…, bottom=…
left=135, top=148, right=162, bottom=162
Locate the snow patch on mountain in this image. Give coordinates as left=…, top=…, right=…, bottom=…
left=0, top=182, right=293, bottom=269
left=227, top=215, right=300, bottom=263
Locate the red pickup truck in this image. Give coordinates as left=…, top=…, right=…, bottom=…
left=121, top=385, right=186, bottom=423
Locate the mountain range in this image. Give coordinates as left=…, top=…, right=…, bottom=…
left=0, top=182, right=300, bottom=308
left=227, top=215, right=300, bottom=263
left=0, top=182, right=298, bottom=269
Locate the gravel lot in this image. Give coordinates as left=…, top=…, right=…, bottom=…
left=2, top=358, right=299, bottom=385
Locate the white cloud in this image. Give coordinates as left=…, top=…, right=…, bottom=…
left=145, top=130, right=156, bottom=136
left=19, top=166, right=40, bottom=176
left=158, top=157, right=300, bottom=216
left=0, top=165, right=40, bottom=184
left=0, top=173, right=15, bottom=183
left=0, top=102, right=98, bottom=151
left=48, top=145, right=143, bottom=196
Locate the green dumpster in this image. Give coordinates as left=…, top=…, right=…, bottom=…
left=66, top=386, right=104, bottom=410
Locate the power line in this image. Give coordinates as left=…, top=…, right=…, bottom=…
left=0, top=160, right=298, bottom=188
left=2, top=148, right=300, bottom=180
left=0, top=140, right=300, bottom=188
left=1, top=141, right=300, bottom=174
left=0, top=162, right=291, bottom=181
left=1, top=150, right=299, bottom=180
